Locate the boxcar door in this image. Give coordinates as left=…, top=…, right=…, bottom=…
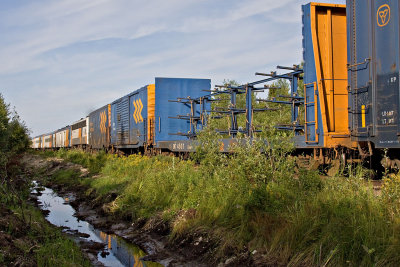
left=117, top=96, right=130, bottom=146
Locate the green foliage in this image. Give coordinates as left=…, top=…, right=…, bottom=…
left=0, top=94, right=30, bottom=177
left=51, top=169, right=81, bottom=186
left=54, top=149, right=109, bottom=174
left=275, top=177, right=381, bottom=265
left=17, top=206, right=90, bottom=267
left=36, top=233, right=90, bottom=267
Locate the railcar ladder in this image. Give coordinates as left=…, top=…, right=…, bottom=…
left=304, top=82, right=318, bottom=143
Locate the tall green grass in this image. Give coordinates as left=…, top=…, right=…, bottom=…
left=24, top=206, right=91, bottom=267
left=39, top=148, right=109, bottom=174
left=41, top=140, right=400, bottom=265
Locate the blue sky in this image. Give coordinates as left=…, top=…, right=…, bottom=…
left=0, top=0, right=345, bottom=136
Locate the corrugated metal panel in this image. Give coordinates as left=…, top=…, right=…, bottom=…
left=110, top=86, right=148, bottom=148
left=154, top=77, right=211, bottom=142
left=117, top=96, right=130, bottom=145
left=347, top=0, right=400, bottom=148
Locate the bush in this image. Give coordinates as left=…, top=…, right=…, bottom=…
left=0, top=94, right=30, bottom=177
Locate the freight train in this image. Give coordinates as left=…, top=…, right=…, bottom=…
left=32, top=77, right=211, bottom=154
left=31, top=1, right=400, bottom=169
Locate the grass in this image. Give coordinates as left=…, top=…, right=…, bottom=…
left=34, top=148, right=108, bottom=174
left=35, top=139, right=400, bottom=266
left=0, top=180, right=91, bottom=266
left=16, top=205, right=91, bottom=267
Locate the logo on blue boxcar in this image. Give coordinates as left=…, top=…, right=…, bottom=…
left=377, top=4, right=390, bottom=27
left=99, top=111, right=107, bottom=133
left=133, top=99, right=143, bottom=124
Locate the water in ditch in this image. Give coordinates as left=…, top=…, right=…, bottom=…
left=32, top=182, right=162, bottom=267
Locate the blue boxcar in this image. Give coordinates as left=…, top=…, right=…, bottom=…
left=347, top=0, right=400, bottom=148
left=154, top=77, right=211, bottom=144
left=109, top=77, right=211, bottom=151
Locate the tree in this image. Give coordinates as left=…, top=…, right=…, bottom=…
left=0, top=94, right=30, bottom=177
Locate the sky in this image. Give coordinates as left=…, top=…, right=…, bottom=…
left=0, top=0, right=345, bottom=137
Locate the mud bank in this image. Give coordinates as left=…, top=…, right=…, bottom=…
left=23, top=154, right=253, bottom=266
left=31, top=182, right=164, bottom=266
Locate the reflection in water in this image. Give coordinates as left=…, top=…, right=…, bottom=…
left=33, top=182, right=162, bottom=267
left=98, top=231, right=149, bottom=267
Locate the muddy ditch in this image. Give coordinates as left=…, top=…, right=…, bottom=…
left=31, top=182, right=163, bottom=266
left=23, top=154, right=238, bottom=267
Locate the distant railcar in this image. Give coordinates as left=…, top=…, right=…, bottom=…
left=89, top=105, right=111, bottom=149
left=54, top=126, right=71, bottom=148
left=31, top=136, right=42, bottom=149
left=42, top=133, right=53, bottom=149
left=71, top=117, right=89, bottom=147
